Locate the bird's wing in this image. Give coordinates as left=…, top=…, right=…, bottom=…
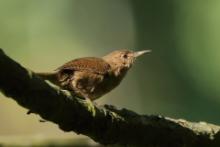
left=56, top=57, right=111, bottom=75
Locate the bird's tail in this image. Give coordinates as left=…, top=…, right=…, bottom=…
left=35, top=72, right=59, bottom=85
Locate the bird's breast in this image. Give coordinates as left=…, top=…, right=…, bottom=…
left=90, top=74, right=124, bottom=100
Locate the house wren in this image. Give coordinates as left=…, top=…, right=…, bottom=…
left=36, top=49, right=150, bottom=101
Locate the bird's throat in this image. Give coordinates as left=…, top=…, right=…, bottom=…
left=112, top=66, right=129, bottom=78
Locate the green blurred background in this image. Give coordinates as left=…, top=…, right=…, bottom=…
left=1, top=0, right=220, bottom=146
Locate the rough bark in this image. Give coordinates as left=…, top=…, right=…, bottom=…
left=0, top=48, right=220, bottom=147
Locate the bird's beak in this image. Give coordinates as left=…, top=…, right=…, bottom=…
left=133, top=50, right=151, bottom=57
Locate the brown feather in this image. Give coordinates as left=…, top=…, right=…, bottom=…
left=56, top=57, right=111, bottom=75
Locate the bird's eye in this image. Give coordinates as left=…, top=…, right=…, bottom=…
left=122, top=54, right=128, bottom=59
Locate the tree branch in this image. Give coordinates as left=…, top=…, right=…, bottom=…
left=0, top=48, right=220, bottom=147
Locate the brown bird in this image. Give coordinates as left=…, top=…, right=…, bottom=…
left=36, top=49, right=150, bottom=101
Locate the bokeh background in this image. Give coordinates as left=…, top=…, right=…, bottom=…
left=1, top=0, right=220, bottom=146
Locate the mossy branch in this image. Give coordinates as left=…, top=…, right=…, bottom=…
left=0, top=49, right=220, bottom=147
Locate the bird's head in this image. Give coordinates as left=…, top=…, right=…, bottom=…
left=103, top=49, right=151, bottom=75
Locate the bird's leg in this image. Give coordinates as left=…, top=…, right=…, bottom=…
left=74, top=89, right=98, bottom=106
